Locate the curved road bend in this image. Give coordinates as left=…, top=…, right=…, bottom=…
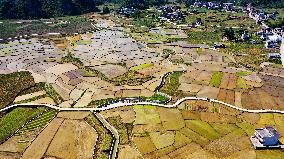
left=1, top=97, right=284, bottom=113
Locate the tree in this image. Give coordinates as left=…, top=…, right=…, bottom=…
left=0, top=0, right=15, bottom=19
left=223, top=28, right=236, bottom=41
left=103, top=6, right=110, bottom=14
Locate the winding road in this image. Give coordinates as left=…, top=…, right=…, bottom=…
left=1, top=96, right=284, bottom=113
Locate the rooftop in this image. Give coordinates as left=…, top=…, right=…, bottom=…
left=255, top=126, right=280, bottom=138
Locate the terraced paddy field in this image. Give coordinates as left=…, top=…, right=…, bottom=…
left=100, top=101, right=284, bottom=159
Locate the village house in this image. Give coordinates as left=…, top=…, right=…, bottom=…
left=119, top=7, right=136, bottom=16
left=241, top=31, right=250, bottom=41
left=158, top=6, right=186, bottom=24
left=250, top=126, right=283, bottom=149
left=265, top=41, right=277, bottom=49
left=267, top=53, right=281, bottom=59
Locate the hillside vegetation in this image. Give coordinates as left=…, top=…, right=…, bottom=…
left=0, top=0, right=166, bottom=19
left=0, top=0, right=99, bottom=19
left=0, top=72, right=35, bottom=109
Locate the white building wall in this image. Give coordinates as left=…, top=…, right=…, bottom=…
left=281, top=34, right=284, bottom=68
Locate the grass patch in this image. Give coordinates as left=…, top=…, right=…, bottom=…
left=210, top=123, right=238, bottom=136
left=160, top=71, right=183, bottom=96
left=185, top=120, right=221, bottom=141
left=236, top=77, right=252, bottom=89
left=210, top=71, right=223, bottom=88
left=180, top=128, right=210, bottom=146
left=0, top=107, right=45, bottom=142
left=18, top=82, right=63, bottom=104
left=148, top=94, right=169, bottom=101
left=130, top=63, right=154, bottom=71
left=236, top=122, right=256, bottom=136
left=134, top=105, right=161, bottom=125
left=196, top=48, right=204, bottom=55
left=85, top=114, right=114, bottom=158
left=236, top=71, right=253, bottom=89
left=107, top=116, right=133, bottom=145
left=62, top=53, right=83, bottom=67
left=0, top=48, right=15, bottom=56
left=111, top=71, right=153, bottom=86
left=257, top=114, right=275, bottom=126
left=76, top=39, right=92, bottom=45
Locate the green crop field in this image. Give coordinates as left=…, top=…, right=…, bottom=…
left=17, top=109, right=57, bottom=135
left=160, top=71, right=183, bottom=96
left=185, top=120, right=221, bottom=141
left=0, top=107, right=45, bottom=142
left=210, top=71, right=223, bottom=88
left=130, top=63, right=154, bottom=71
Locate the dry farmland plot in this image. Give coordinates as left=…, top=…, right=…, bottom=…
left=127, top=103, right=284, bottom=158
left=46, top=119, right=97, bottom=159
left=117, top=145, right=141, bottom=159
left=134, top=105, right=161, bottom=125
left=149, top=131, right=175, bottom=149
left=22, top=118, right=64, bottom=159
left=133, top=136, right=157, bottom=155
left=157, top=107, right=185, bottom=131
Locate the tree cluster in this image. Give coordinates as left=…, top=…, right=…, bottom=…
left=0, top=0, right=100, bottom=19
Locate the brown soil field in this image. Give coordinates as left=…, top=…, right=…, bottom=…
left=168, top=142, right=202, bottom=158
left=197, top=86, right=220, bottom=99
left=225, top=89, right=235, bottom=105
left=256, top=89, right=278, bottom=109
left=102, top=107, right=135, bottom=124
left=133, top=136, right=157, bottom=155
left=179, top=69, right=201, bottom=84
left=217, top=89, right=235, bottom=105
left=220, top=73, right=230, bottom=89
left=227, top=74, right=237, bottom=90
left=242, top=87, right=284, bottom=110
left=200, top=112, right=238, bottom=124
left=181, top=110, right=200, bottom=120
left=46, top=119, right=97, bottom=159
left=22, top=118, right=64, bottom=159
left=217, top=88, right=227, bottom=101
left=56, top=111, right=91, bottom=119
left=144, top=145, right=176, bottom=159
left=133, top=124, right=163, bottom=134
left=241, top=89, right=262, bottom=110
left=157, top=108, right=185, bottom=131
left=259, top=74, right=284, bottom=98
left=0, top=152, right=21, bottom=159
left=195, top=71, right=212, bottom=85
left=0, top=128, right=42, bottom=153
left=117, top=145, right=141, bottom=159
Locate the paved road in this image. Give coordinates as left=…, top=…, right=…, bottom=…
left=1, top=97, right=284, bottom=113
left=95, top=113, right=119, bottom=159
